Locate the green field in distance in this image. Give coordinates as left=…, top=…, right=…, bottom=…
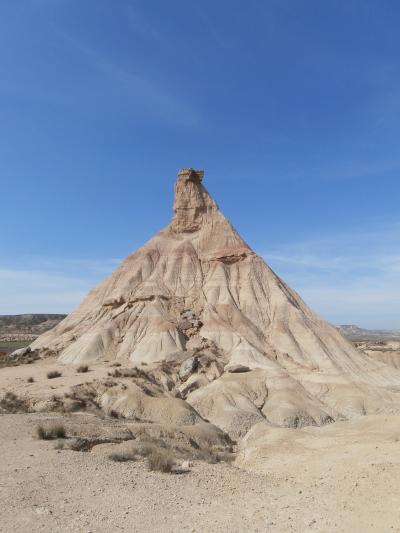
left=0, top=340, right=32, bottom=350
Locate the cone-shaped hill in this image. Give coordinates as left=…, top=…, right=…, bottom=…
left=31, top=168, right=400, bottom=436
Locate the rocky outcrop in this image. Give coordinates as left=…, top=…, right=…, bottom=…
left=30, top=168, right=400, bottom=436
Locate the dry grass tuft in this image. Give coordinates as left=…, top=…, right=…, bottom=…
left=107, top=368, right=139, bottom=378
left=147, top=447, right=174, bottom=472
left=63, top=399, right=84, bottom=413
left=47, top=370, right=62, bottom=379
left=76, top=365, right=89, bottom=373
left=107, top=366, right=157, bottom=384
left=53, top=439, right=66, bottom=450
left=67, top=437, right=92, bottom=452
left=63, top=383, right=100, bottom=411
left=108, top=369, right=121, bottom=377
left=36, top=423, right=66, bottom=440
left=109, top=450, right=137, bottom=462
left=134, top=437, right=175, bottom=473
left=0, top=392, right=30, bottom=413
left=193, top=444, right=234, bottom=464
left=52, top=437, right=91, bottom=452
left=184, top=436, right=235, bottom=464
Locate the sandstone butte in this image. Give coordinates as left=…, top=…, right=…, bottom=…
left=29, top=168, right=400, bottom=438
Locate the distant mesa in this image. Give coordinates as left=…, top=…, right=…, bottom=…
left=0, top=314, right=66, bottom=338
left=338, top=324, right=400, bottom=340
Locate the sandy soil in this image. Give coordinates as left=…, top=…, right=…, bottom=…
left=1, top=359, right=400, bottom=532
left=0, top=358, right=111, bottom=401
left=0, top=410, right=400, bottom=533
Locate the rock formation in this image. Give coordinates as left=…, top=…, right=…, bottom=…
left=31, top=168, right=400, bottom=437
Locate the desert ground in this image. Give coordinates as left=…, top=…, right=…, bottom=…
left=1, top=357, right=400, bottom=533
left=1, top=413, right=400, bottom=533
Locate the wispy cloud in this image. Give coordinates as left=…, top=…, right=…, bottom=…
left=1, top=224, right=399, bottom=328
left=317, top=158, right=400, bottom=182
left=192, top=5, right=231, bottom=50
left=0, top=258, right=120, bottom=314
left=2, top=8, right=203, bottom=128
left=263, top=221, right=400, bottom=329
left=126, top=5, right=169, bottom=48
left=53, top=26, right=202, bottom=127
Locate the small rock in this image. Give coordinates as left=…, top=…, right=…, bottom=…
left=36, top=506, right=52, bottom=515
left=226, top=364, right=251, bottom=373
left=179, top=357, right=198, bottom=381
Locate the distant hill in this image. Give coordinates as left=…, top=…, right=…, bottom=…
left=0, top=314, right=66, bottom=336
left=338, top=324, right=400, bottom=341
left=2, top=315, right=399, bottom=342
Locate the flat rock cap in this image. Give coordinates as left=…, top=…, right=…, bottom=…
left=178, top=168, right=204, bottom=182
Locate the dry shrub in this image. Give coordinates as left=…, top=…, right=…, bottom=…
left=193, top=446, right=219, bottom=464
left=52, top=437, right=91, bottom=452
left=188, top=438, right=235, bottom=464
left=107, top=368, right=139, bottom=378
left=0, top=350, right=39, bottom=368
left=76, top=365, right=89, bottom=373
left=36, top=423, right=66, bottom=440
left=196, top=448, right=235, bottom=464
left=67, top=437, right=92, bottom=452
left=63, top=383, right=99, bottom=410
left=108, top=369, right=122, bottom=378
left=109, top=450, right=137, bottom=462
left=103, top=379, right=118, bottom=388
left=47, top=370, right=62, bottom=379
left=0, top=392, right=30, bottom=413
left=136, top=436, right=168, bottom=454
left=147, top=448, right=174, bottom=473
left=27, top=377, right=34, bottom=383
left=159, top=361, right=175, bottom=373
left=132, top=434, right=233, bottom=470
left=63, top=399, right=84, bottom=413
left=107, top=366, right=157, bottom=386
left=135, top=437, right=174, bottom=473
left=46, top=395, right=65, bottom=412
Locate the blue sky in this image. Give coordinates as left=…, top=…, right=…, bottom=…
left=0, top=0, right=399, bottom=328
